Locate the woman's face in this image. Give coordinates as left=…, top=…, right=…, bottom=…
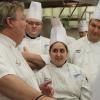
left=49, top=42, right=68, bottom=67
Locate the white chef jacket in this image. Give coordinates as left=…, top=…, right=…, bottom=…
left=92, top=70, right=100, bottom=100
left=0, top=34, right=40, bottom=100
left=36, top=62, right=91, bottom=100
left=69, top=36, right=100, bottom=83
left=19, top=36, right=50, bottom=64
left=66, top=36, right=76, bottom=45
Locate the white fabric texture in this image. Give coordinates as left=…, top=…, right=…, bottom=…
left=36, top=62, right=91, bottom=100
left=91, top=0, right=100, bottom=20
left=50, top=26, right=68, bottom=46
left=0, top=34, right=40, bottom=100
left=92, top=71, right=100, bottom=100
left=19, top=36, right=50, bottom=64
left=69, top=36, right=100, bottom=84
left=26, top=1, right=42, bottom=21
left=78, top=20, right=88, bottom=32
left=66, top=36, right=76, bottom=45
left=50, top=17, right=76, bottom=46
left=51, top=17, right=63, bottom=28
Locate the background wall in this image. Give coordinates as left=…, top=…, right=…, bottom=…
left=42, top=18, right=79, bottom=39
left=41, top=6, right=95, bottom=39
left=25, top=6, right=95, bottom=39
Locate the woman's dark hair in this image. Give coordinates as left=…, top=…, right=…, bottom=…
left=49, top=41, right=68, bottom=53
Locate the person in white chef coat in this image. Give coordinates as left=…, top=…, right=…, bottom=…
left=78, top=20, right=88, bottom=38
left=35, top=19, right=91, bottom=100
left=69, top=0, right=100, bottom=84
left=19, top=1, right=50, bottom=70
left=0, top=1, right=56, bottom=100
left=90, top=1, right=100, bottom=100
left=92, top=71, right=100, bottom=100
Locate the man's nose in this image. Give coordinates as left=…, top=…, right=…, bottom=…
left=94, top=27, right=99, bottom=33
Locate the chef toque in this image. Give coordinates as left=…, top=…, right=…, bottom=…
left=91, top=0, right=100, bottom=20
left=78, top=20, right=88, bottom=32
left=51, top=17, right=63, bottom=27
left=26, top=1, right=42, bottom=22
left=50, top=17, right=67, bottom=46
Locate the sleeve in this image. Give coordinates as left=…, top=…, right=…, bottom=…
left=40, top=54, right=50, bottom=64
left=35, top=69, right=46, bottom=86
left=0, top=51, right=15, bottom=78
left=35, top=67, right=51, bottom=86
left=80, top=75, right=92, bottom=100
left=92, top=72, right=100, bottom=100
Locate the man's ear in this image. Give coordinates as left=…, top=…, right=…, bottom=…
left=6, top=18, right=15, bottom=28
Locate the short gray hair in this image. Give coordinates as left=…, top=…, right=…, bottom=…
left=0, top=1, right=24, bottom=30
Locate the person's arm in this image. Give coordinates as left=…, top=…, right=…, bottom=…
left=22, top=47, right=45, bottom=70
left=80, top=75, right=92, bottom=100
left=0, top=74, right=56, bottom=100
left=27, top=61, right=40, bottom=70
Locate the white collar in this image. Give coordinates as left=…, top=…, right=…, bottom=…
left=0, top=34, right=16, bottom=47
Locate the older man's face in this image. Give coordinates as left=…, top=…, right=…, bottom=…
left=88, top=19, right=100, bottom=42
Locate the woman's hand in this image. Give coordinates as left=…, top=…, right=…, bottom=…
left=40, top=80, right=54, bottom=97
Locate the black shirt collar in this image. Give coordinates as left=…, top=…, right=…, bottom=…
left=26, top=33, right=40, bottom=39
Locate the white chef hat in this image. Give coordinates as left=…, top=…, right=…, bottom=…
left=78, top=20, right=88, bottom=32
left=26, top=1, right=42, bottom=22
left=50, top=17, right=67, bottom=46
left=91, top=0, right=100, bottom=20
left=51, top=17, right=63, bottom=27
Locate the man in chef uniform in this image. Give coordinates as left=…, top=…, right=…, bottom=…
left=92, top=71, right=100, bottom=100
left=69, top=0, right=100, bottom=84
left=78, top=20, right=88, bottom=38
left=0, top=1, right=56, bottom=100
left=19, top=1, right=50, bottom=70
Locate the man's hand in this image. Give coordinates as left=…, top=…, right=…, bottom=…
left=22, top=46, right=30, bottom=60
left=40, top=80, right=54, bottom=97
left=22, top=46, right=45, bottom=70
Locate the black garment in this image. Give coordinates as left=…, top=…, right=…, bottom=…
left=26, top=33, right=40, bottom=39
